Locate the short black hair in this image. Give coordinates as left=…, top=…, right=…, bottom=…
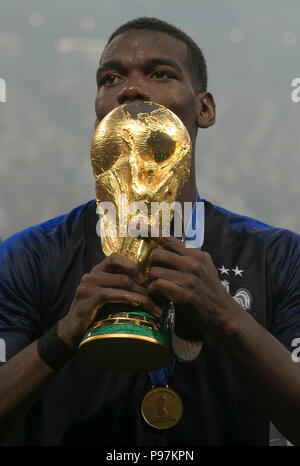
left=106, top=17, right=207, bottom=93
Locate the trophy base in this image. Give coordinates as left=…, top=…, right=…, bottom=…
left=78, top=311, right=173, bottom=372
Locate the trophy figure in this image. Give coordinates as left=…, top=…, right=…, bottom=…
left=78, top=101, right=192, bottom=371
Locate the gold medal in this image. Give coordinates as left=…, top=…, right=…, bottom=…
left=141, top=386, right=183, bottom=430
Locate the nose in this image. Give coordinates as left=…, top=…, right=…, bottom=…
left=117, top=72, right=150, bottom=104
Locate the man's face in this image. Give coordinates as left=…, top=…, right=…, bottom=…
left=95, top=29, right=202, bottom=145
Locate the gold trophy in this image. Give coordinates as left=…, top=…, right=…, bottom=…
left=78, top=102, right=191, bottom=371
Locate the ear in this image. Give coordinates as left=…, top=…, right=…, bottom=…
left=196, top=92, right=216, bottom=128
left=94, top=117, right=100, bottom=130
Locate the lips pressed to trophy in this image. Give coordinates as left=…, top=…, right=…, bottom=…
left=78, top=101, right=191, bottom=371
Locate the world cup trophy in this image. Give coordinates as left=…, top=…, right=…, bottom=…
left=78, top=101, right=192, bottom=371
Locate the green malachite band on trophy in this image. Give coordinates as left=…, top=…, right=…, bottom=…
left=83, top=311, right=168, bottom=345
left=78, top=306, right=174, bottom=371
left=82, top=323, right=168, bottom=345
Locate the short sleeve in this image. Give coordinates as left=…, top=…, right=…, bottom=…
left=0, top=230, right=44, bottom=365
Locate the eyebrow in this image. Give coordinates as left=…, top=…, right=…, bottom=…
left=144, top=58, right=182, bottom=73
left=97, top=60, right=126, bottom=75
left=96, top=57, right=183, bottom=77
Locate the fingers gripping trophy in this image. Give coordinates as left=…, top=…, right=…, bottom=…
left=78, top=101, right=192, bottom=371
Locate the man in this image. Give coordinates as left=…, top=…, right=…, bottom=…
left=0, top=17, right=299, bottom=446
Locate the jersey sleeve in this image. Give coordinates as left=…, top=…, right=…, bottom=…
left=0, top=229, right=46, bottom=365
left=0, top=215, right=69, bottom=366
left=270, top=230, right=300, bottom=352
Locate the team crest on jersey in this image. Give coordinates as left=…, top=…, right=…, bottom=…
left=218, top=265, right=252, bottom=311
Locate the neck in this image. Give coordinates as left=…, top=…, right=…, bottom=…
left=177, top=165, right=197, bottom=206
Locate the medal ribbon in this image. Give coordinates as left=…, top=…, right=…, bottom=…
left=148, top=359, right=176, bottom=387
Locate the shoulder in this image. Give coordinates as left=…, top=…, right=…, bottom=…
left=206, top=199, right=299, bottom=246
left=0, top=200, right=96, bottom=264
left=205, top=199, right=300, bottom=289
left=0, top=200, right=97, bottom=289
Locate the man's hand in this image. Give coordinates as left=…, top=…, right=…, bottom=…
left=58, top=253, right=162, bottom=350
left=146, top=234, right=242, bottom=338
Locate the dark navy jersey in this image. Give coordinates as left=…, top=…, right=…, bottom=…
left=0, top=199, right=299, bottom=445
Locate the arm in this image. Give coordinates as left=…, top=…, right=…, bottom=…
left=0, top=340, right=55, bottom=440
left=0, top=253, right=161, bottom=441
left=146, top=235, right=300, bottom=445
